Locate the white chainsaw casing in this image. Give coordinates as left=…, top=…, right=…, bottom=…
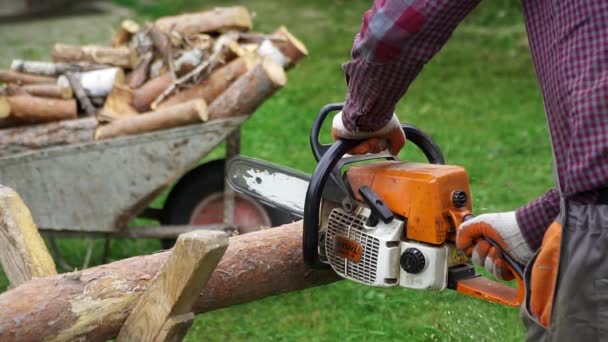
left=399, top=241, right=448, bottom=291
left=324, top=207, right=404, bottom=287
left=324, top=206, right=449, bottom=291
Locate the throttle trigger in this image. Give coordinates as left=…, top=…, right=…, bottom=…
left=358, top=185, right=394, bottom=226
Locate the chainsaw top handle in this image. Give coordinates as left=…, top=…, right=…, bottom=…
left=304, top=103, right=445, bottom=268
left=310, top=103, right=445, bottom=163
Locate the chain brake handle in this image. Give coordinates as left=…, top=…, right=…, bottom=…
left=304, top=103, right=445, bottom=268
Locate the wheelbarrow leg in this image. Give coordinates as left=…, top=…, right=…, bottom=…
left=224, top=129, right=241, bottom=230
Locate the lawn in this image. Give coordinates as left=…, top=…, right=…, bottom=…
left=0, top=0, right=553, bottom=340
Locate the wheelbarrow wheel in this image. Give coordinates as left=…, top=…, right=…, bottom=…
left=161, top=159, right=291, bottom=249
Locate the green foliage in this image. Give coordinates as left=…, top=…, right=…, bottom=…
left=0, top=0, right=550, bottom=340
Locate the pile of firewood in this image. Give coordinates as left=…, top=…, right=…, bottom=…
left=0, top=6, right=307, bottom=155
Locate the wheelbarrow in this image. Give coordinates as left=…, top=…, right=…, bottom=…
left=0, top=116, right=288, bottom=269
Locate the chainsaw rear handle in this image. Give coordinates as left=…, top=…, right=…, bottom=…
left=456, top=215, right=526, bottom=307
left=304, top=103, right=445, bottom=268
left=310, top=103, right=445, bottom=164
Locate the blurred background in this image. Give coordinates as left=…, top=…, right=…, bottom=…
left=0, top=0, right=552, bottom=340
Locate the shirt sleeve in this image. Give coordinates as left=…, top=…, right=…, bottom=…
left=515, top=188, right=561, bottom=251
left=342, top=0, right=481, bottom=133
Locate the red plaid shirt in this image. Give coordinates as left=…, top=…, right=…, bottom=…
left=343, top=0, right=608, bottom=250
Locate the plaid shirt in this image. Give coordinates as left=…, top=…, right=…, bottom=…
left=343, top=0, right=608, bottom=250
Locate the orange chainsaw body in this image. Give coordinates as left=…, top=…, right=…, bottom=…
left=346, top=161, right=472, bottom=244
left=345, top=160, right=524, bottom=307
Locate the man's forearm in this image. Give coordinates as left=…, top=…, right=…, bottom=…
left=342, top=0, right=481, bottom=133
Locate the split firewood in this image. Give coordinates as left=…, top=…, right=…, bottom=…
left=149, top=33, right=239, bottom=109
left=1, top=95, right=77, bottom=125
left=208, top=59, right=287, bottom=120
left=0, top=70, right=55, bottom=85
left=148, top=58, right=165, bottom=79
left=112, top=19, right=141, bottom=48
left=98, top=84, right=138, bottom=122
left=130, top=28, right=154, bottom=56
left=10, top=60, right=107, bottom=76
left=2, top=84, right=72, bottom=99
left=155, top=6, right=253, bottom=36
left=57, top=68, right=124, bottom=98
left=131, top=73, right=172, bottom=112
left=0, top=117, right=97, bottom=157
left=148, top=24, right=172, bottom=63
left=159, top=56, right=256, bottom=108
left=52, top=44, right=137, bottom=69
left=174, top=49, right=204, bottom=76
left=185, top=33, right=214, bottom=51
left=95, top=99, right=207, bottom=140
left=126, top=51, right=153, bottom=89
left=256, top=26, right=308, bottom=69
left=0, top=97, right=9, bottom=118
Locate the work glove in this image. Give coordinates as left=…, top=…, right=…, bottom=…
left=332, top=112, right=406, bottom=156
left=456, top=212, right=533, bottom=281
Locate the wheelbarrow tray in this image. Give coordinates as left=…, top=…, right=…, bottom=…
left=0, top=116, right=248, bottom=233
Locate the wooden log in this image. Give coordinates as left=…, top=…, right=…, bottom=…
left=112, top=19, right=141, bottom=48
left=208, top=59, right=287, bottom=120
left=95, top=99, right=207, bottom=140
left=10, top=60, right=107, bottom=76
left=155, top=6, right=253, bottom=36
left=159, top=56, right=255, bottom=108
left=57, top=68, right=125, bottom=98
left=0, top=185, right=56, bottom=287
left=117, top=230, right=228, bottom=341
left=0, top=70, right=55, bottom=85
left=52, top=44, right=137, bottom=69
left=127, top=51, right=153, bottom=89
left=13, top=84, right=73, bottom=99
left=0, top=222, right=340, bottom=341
left=253, top=27, right=309, bottom=70
left=148, top=24, right=172, bottom=63
left=174, top=49, right=203, bottom=76
left=3, top=95, right=77, bottom=124
left=155, top=313, right=195, bottom=342
left=0, top=117, right=97, bottom=157
left=132, top=73, right=172, bottom=112
left=98, top=84, right=138, bottom=122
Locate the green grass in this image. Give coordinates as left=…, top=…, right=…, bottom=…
left=0, top=0, right=553, bottom=340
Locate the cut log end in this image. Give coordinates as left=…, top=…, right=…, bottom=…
left=194, top=99, right=208, bottom=121
left=0, top=97, right=10, bottom=118
left=275, top=26, right=309, bottom=56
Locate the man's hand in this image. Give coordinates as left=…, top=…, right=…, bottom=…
left=332, top=112, right=406, bottom=155
left=456, top=212, right=533, bottom=280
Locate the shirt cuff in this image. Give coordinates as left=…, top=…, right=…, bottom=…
left=515, top=188, right=561, bottom=251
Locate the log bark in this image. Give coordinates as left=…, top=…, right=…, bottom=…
left=52, top=44, right=137, bottom=69
left=117, top=230, right=228, bottom=341
left=131, top=73, right=172, bottom=112
left=6, top=84, right=74, bottom=100
left=159, top=56, right=255, bottom=108
left=64, top=72, right=97, bottom=116
left=0, top=222, right=340, bottom=341
left=57, top=68, right=125, bottom=98
left=208, top=59, right=286, bottom=120
left=126, top=51, right=153, bottom=89
left=0, top=185, right=56, bottom=287
left=3, top=95, right=77, bottom=124
left=0, top=117, right=97, bottom=157
left=155, top=6, right=253, bottom=36
left=95, top=99, right=207, bottom=140
left=148, top=24, right=172, bottom=62
left=10, top=60, right=107, bottom=76
left=257, top=26, right=308, bottom=69
left=0, top=70, right=55, bottom=85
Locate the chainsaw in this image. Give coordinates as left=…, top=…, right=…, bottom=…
left=228, top=103, right=525, bottom=307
